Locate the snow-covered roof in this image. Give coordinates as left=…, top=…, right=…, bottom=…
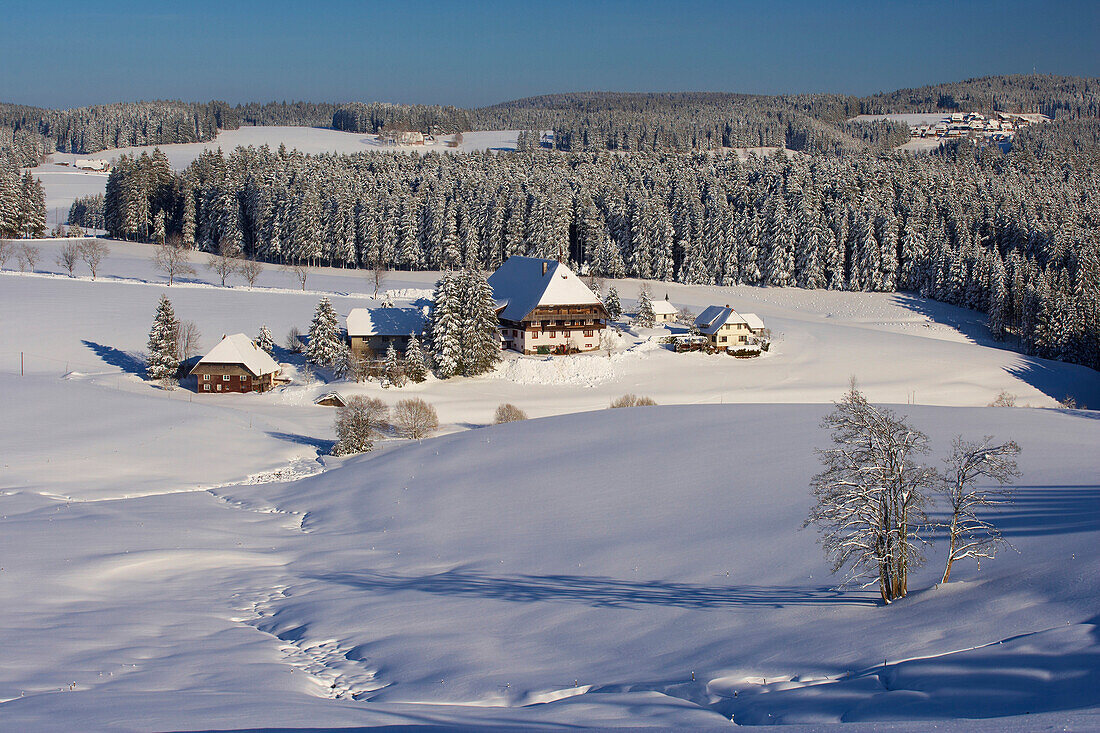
left=741, top=313, right=765, bottom=331
left=346, top=307, right=426, bottom=338
left=692, top=306, right=749, bottom=335
left=650, top=299, right=678, bottom=316
left=193, top=334, right=279, bottom=377
left=488, top=256, right=604, bottom=322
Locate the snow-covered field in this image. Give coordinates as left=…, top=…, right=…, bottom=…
left=2, top=239, right=1100, bottom=730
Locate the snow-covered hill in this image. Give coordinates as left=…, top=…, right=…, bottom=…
left=1, top=242, right=1099, bottom=729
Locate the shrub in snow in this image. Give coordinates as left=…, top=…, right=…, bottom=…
left=146, top=295, right=180, bottom=384
left=56, top=242, right=80, bottom=276
left=16, top=244, right=39, bottom=272
left=78, top=240, right=109, bottom=280
left=392, top=398, right=438, bottom=439
left=403, top=334, right=428, bottom=383
left=285, top=326, right=305, bottom=354
left=609, top=394, right=657, bottom=408
left=494, top=403, right=528, bottom=423
left=256, top=325, right=275, bottom=355
left=988, top=390, right=1016, bottom=407
left=332, top=396, right=389, bottom=456
left=305, top=296, right=344, bottom=368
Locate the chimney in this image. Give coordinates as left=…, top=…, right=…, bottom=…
left=542, top=262, right=548, bottom=276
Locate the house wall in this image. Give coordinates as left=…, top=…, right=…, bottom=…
left=193, top=364, right=275, bottom=394
left=501, top=306, right=606, bottom=354
left=707, top=322, right=751, bottom=349
left=349, top=334, right=411, bottom=359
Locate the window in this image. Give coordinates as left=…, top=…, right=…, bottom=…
left=584, top=330, right=593, bottom=337
left=216, top=384, right=221, bottom=391
left=548, top=331, right=556, bottom=338
left=203, top=384, right=211, bottom=391
left=240, top=375, right=247, bottom=381
left=719, top=336, right=727, bottom=343
left=203, top=374, right=210, bottom=381
left=222, top=374, right=230, bottom=381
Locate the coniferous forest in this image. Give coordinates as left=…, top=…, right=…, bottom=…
left=100, top=117, right=1100, bottom=372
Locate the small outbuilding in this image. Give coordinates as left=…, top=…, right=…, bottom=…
left=314, top=392, right=348, bottom=408
left=346, top=306, right=427, bottom=360
left=651, top=299, right=679, bottom=324
left=191, top=334, right=280, bottom=393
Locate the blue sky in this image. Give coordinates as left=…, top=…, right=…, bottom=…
left=3, top=0, right=1098, bottom=108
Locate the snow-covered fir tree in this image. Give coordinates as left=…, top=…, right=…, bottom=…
left=636, top=289, right=656, bottom=327
left=256, top=325, right=275, bottom=354
left=403, top=334, right=428, bottom=383
left=146, top=295, right=180, bottom=383
left=383, top=344, right=406, bottom=387
left=604, top=286, right=622, bottom=320
left=305, top=296, right=344, bottom=368
left=428, top=269, right=500, bottom=378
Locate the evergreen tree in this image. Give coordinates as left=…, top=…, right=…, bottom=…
left=305, top=296, right=344, bottom=367
left=636, top=289, right=656, bottom=327
left=256, top=324, right=275, bottom=354
left=403, top=333, right=428, bottom=383
left=146, top=295, right=180, bottom=383
left=383, top=344, right=406, bottom=387
left=604, top=286, right=622, bottom=320
left=459, top=268, right=502, bottom=376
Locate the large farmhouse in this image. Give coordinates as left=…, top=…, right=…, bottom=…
left=693, top=306, right=755, bottom=349
left=346, top=306, right=426, bottom=359
left=190, top=333, right=280, bottom=393
left=489, top=257, right=608, bottom=354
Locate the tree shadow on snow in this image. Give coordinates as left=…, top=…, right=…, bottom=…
left=316, top=569, right=877, bottom=609
left=265, top=431, right=335, bottom=455
left=1003, top=358, right=1100, bottom=410
left=927, top=484, right=1100, bottom=540
left=891, top=292, right=999, bottom=347
left=81, top=340, right=146, bottom=376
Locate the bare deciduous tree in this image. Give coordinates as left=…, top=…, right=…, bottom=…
left=207, top=240, right=241, bottom=287
left=0, top=240, right=13, bottom=269
left=239, top=258, right=264, bottom=288
left=285, top=326, right=305, bottom=354
left=610, top=394, right=658, bottom=408
left=805, top=382, right=938, bottom=604
left=79, top=240, right=109, bottom=280
left=56, top=241, right=80, bottom=276
left=284, top=262, right=309, bottom=290
left=17, top=244, right=40, bottom=272
left=173, top=320, right=203, bottom=362
left=332, top=396, right=389, bottom=456
left=154, top=235, right=197, bottom=286
left=392, top=398, right=439, bottom=439
left=370, top=263, right=387, bottom=298
left=494, top=403, right=528, bottom=423
left=939, top=437, right=1021, bottom=583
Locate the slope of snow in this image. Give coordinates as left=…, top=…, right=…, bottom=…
left=2, top=237, right=1100, bottom=729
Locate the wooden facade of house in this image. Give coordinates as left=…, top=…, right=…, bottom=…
left=489, top=257, right=608, bottom=355
left=190, top=333, right=280, bottom=394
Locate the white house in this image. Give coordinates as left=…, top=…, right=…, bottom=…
left=741, top=312, right=767, bottom=336
left=650, top=299, right=679, bottom=324
left=489, top=256, right=608, bottom=354
left=692, top=306, right=754, bottom=349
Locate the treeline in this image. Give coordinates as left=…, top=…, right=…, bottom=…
left=473, top=91, right=910, bottom=154
left=68, top=193, right=106, bottom=230
left=0, top=150, right=46, bottom=238
left=103, top=119, right=1100, bottom=371
left=332, top=102, right=473, bottom=134
left=859, top=74, right=1100, bottom=119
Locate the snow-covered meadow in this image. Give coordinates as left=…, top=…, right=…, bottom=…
left=2, top=238, right=1100, bottom=729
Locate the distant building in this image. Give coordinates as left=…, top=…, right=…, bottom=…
left=314, top=392, right=348, bottom=407
left=74, top=159, right=110, bottom=172
left=382, top=131, right=425, bottom=145
left=650, top=299, right=679, bottom=324
left=489, top=256, right=608, bottom=355
left=692, top=306, right=754, bottom=349
left=346, top=306, right=427, bottom=359
left=191, top=334, right=280, bottom=393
